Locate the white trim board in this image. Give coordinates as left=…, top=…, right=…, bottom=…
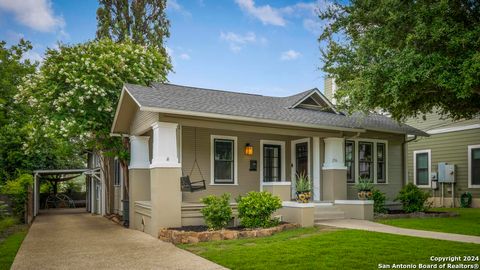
left=413, top=149, right=431, bottom=188
left=468, top=144, right=480, bottom=188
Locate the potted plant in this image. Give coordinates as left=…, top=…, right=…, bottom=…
left=295, top=172, right=312, bottom=203
left=355, top=178, right=374, bottom=200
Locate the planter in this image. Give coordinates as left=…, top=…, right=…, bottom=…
left=357, top=191, right=372, bottom=200
left=296, top=191, right=311, bottom=203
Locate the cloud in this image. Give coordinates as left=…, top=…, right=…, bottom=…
left=21, top=50, right=43, bottom=63
left=235, top=0, right=285, bottom=26
left=167, top=0, right=191, bottom=17
left=0, top=0, right=65, bottom=32
left=280, top=50, right=301, bottom=61
left=179, top=53, right=190, bottom=60
left=234, top=0, right=332, bottom=34
left=220, top=31, right=261, bottom=52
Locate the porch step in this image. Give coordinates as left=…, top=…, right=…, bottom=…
left=314, top=205, right=345, bottom=221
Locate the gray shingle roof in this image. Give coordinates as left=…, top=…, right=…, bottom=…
left=124, top=83, right=427, bottom=136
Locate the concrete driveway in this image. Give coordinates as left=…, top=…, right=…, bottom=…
left=11, top=209, right=225, bottom=270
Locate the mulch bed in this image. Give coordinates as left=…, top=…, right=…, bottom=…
left=376, top=210, right=458, bottom=219
left=159, top=223, right=300, bottom=244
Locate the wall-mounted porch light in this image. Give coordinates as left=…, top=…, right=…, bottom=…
left=244, top=143, right=254, bottom=156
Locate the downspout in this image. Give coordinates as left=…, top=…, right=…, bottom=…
left=403, top=135, right=417, bottom=185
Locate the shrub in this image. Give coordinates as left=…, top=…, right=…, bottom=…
left=237, top=191, right=282, bottom=228
left=1, top=174, right=32, bottom=221
left=200, top=193, right=232, bottom=230
left=395, top=183, right=430, bottom=213
left=372, top=188, right=387, bottom=214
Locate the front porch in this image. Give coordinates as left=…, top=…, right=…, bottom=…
left=127, top=116, right=356, bottom=236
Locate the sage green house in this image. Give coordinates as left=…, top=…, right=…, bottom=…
left=405, top=112, right=480, bottom=207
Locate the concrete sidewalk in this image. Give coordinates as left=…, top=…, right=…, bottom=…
left=11, top=209, right=226, bottom=270
left=316, top=219, right=480, bottom=244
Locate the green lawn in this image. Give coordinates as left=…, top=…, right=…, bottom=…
left=181, top=227, right=480, bottom=270
left=0, top=217, right=27, bottom=270
left=377, top=208, right=480, bottom=236
left=0, top=231, right=27, bottom=270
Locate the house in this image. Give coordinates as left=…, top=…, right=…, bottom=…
left=110, top=82, right=426, bottom=236
left=405, top=112, right=480, bottom=207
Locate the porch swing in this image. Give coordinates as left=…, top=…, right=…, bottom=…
left=180, top=127, right=206, bottom=192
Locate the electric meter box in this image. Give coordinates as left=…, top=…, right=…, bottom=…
left=438, top=162, right=455, bottom=183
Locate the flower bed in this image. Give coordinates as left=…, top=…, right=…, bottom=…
left=159, top=223, right=299, bottom=244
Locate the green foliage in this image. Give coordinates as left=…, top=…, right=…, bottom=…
left=0, top=217, right=17, bottom=232
left=236, top=192, right=282, bottom=228
left=319, top=1, right=480, bottom=121
left=355, top=178, right=374, bottom=192
left=200, top=193, right=232, bottom=230
left=295, top=172, right=311, bottom=193
left=96, top=0, right=170, bottom=52
left=0, top=201, right=10, bottom=219
left=372, top=189, right=387, bottom=214
left=460, top=192, right=473, bottom=208
left=1, top=174, right=32, bottom=220
left=16, top=39, right=171, bottom=154
left=395, top=183, right=430, bottom=213
left=0, top=230, right=27, bottom=270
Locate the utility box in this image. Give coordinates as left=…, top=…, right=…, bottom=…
left=438, top=162, right=455, bottom=183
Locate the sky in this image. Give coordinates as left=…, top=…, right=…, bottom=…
left=0, top=0, right=332, bottom=97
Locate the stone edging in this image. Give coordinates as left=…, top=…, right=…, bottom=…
left=159, top=223, right=300, bottom=244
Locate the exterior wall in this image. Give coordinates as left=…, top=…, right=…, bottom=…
left=345, top=132, right=406, bottom=201
left=130, top=110, right=159, bottom=135
left=113, top=186, right=122, bottom=215
left=262, top=185, right=291, bottom=201
left=334, top=200, right=374, bottom=220
left=128, top=169, right=151, bottom=229
left=407, top=128, right=480, bottom=204
left=181, top=126, right=299, bottom=202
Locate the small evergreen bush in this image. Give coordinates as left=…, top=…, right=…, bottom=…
left=237, top=191, right=282, bottom=228
left=395, top=183, right=430, bottom=213
left=200, top=193, right=232, bottom=230
left=1, top=174, right=32, bottom=221
left=372, top=188, right=387, bottom=213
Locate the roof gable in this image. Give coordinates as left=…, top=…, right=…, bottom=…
left=289, top=89, right=339, bottom=114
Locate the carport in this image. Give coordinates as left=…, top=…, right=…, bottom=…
left=33, top=168, right=103, bottom=216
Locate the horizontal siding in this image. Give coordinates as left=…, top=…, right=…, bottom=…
left=130, top=110, right=158, bottom=135
left=406, top=111, right=480, bottom=132
left=407, top=128, right=480, bottom=197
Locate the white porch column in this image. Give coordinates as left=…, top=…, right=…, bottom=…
left=129, top=136, right=150, bottom=169
left=312, top=137, right=321, bottom=201
left=323, top=137, right=347, bottom=170
left=322, top=137, right=347, bottom=201
left=150, top=122, right=181, bottom=168
left=149, top=121, right=182, bottom=236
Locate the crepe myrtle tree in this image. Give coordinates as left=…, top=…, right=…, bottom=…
left=16, top=39, right=171, bottom=213
left=319, top=0, right=480, bottom=121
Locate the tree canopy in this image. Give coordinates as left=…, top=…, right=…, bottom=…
left=96, top=0, right=170, bottom=53
left=319, top=0, right=480, bottom=121
left=16, top=39, right=171, bottom=151
left=0, top=40, right=82, bottom=181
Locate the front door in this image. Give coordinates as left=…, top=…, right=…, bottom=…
left=291, top=139, right=310, bottom=195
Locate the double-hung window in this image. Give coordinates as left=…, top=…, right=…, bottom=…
left=212, top=136, right=237, bottom=184
left=114, top=159, right=121, bottom=186
left=345, top=141, right=355, bottom=183
left=377, top=143, right=386, bottom=183
left=414, top=150, right=430, bottom=187
left=358, top=142, right=374, bottom=180
left=468, top=145, right=480, bottom=188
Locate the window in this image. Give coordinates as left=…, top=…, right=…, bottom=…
left=263, top=144, right=281, bottom=182
left=211, top=136, right=237, bottom=184
left=358, top=142, right=373, bottom=180
left=114, top=159, right=121, bottom=186
left=468, top=145, right=480, bottom=188
left=345, top=141, right=355, bottom=183
left=414, top=150, right=430, bottom=187
left=377, top=143, right=386, bottom=183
